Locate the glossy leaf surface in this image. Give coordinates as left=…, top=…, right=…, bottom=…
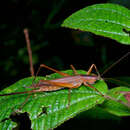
left=0, top=70, right=108, bottom=130
left=62, top=4, right=130, bottom=44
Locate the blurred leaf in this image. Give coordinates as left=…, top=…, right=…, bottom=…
left=78, top=106, right=121, bottom=120
left=71, top=31, right=94, bottom=46
left=108, top=0, right=130, bottom=8
left=0, top=120, right=16, bottom=130
left=100, top=87, right=130, bottom=116
left=62, top=4, right=130, bottom=44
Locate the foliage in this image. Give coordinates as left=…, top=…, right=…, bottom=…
left=1, top=2, right=130, bottom=130
left=0, top=70, right=130, bottom=130
left=62, top=4, right=130, bottom=44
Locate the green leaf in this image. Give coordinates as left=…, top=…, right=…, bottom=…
left=0, top=120, right=16, bottom=130
left=62, top=3, right=130, bottom=44
left=100, top=86, right=130, bottom=116
left=0, top=70, right=108, bottom=130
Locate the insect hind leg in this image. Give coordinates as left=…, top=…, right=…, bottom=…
left=38, top=64, right=70, bottom=77
left=70, top=64, right=78, bottom=75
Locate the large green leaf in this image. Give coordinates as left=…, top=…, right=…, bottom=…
left=0, top=70, right=108, bottom=130
left=62, top=4, right=130, bottom=44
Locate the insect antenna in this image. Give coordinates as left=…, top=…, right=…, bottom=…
left=101, top=52, right=130, bottom=77
left=103, top=77, right=130, bottom=87
left=100, top=52, right=130, bottom=87
left=24, top=28, right=34, bottom=77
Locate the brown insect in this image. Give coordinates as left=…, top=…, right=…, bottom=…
left=0, top=63, right=103, bottom=96
left=0, top=28, right=130, bottom=108
left=0, top=63, right=105, bottom=109
left=1, top=52, right=130, bottom=98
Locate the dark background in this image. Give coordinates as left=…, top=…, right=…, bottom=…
left=0, top=0, right=130, bottom=129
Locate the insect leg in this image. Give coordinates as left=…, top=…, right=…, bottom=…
left=38, top=64, right=70, bottom=76
left=70, top=64, right=78, bottom=75
left=67, top=89, right=71, bottom=108
left=32, top=64, right=70, bottom=88
left=87, top=64, right=101, bottom=78
left=83, top=82, right=104, bottom=96
left=67, top=85, right=81, bottom=108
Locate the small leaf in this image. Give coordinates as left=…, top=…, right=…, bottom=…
left=120, top=91, right=130, bottom=102
left=62, top=4, right=130, bottom=44
left=0, top=70, right=108, bottom=130
left=100, top=86, right=130, bottom=116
